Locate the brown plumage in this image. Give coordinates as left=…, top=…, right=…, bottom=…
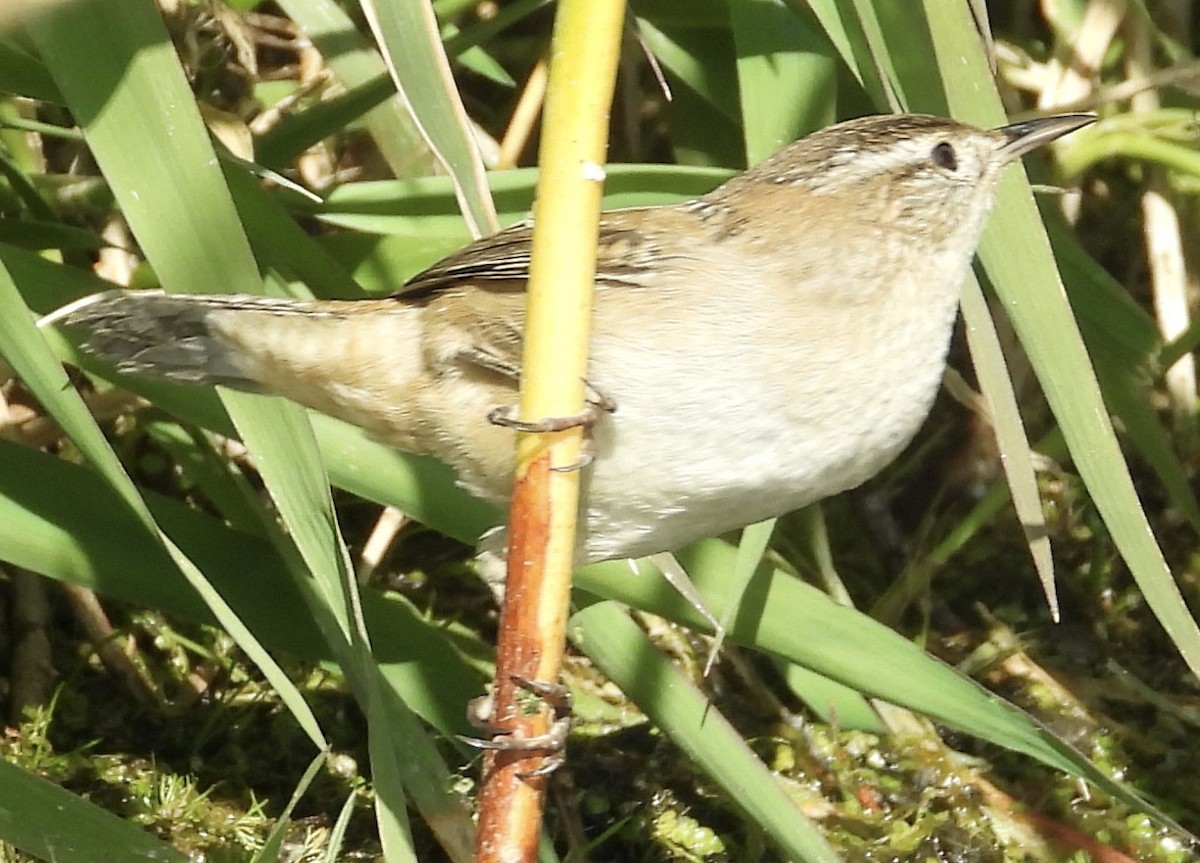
left=61, top=113, right=1092, bottom=565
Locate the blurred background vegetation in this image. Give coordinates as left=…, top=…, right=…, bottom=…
left=1, top=0, right=1200, bottom=861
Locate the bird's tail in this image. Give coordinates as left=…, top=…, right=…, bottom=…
left=52, top=291, right=328, bottom=392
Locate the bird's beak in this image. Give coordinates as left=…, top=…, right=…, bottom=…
left=995, top=113, right=1095, bottom=160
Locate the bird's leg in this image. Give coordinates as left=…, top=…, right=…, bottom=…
left=486, top=395, right=614, bottom=434
left=457, top=342, right=615, bottom=436
left=459, top=675, right=574, bottom=778
left=488, top=378, right=615, bottom=472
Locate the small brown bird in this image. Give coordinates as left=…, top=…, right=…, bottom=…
left=61, top=113, right=1092, bottom=566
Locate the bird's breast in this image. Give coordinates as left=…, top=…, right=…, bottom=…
left=575, top=258, right=966, bottom=562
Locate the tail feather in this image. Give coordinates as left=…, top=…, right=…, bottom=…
left=57, top=290, right=431, bottom=450
left=60, top=291, right=300, bottom=391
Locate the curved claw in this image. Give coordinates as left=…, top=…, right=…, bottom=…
left=461, top=676, right=574, bottom=776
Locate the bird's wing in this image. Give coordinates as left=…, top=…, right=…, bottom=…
left=397, top=212, right=667, bottom=300
left=400, top=210, right=678, bottom=383
left=423, top=281, right=529, bottom=381
left=398, top=227, right=537, bottom=298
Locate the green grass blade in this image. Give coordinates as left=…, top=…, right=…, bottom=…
left=920, top=3, right=1200, bottom=677
left=255, top=73, right=394, bottom=169
left=1046, top=212, right=1200, bottom=533
left=729, top=0, right=835, bottom=163
left=442, top=0, right=551, bottom=58
left=24, top=3, right=481, bottom=856
left=0, top=37, right=61, bottom=102
left=276, top=0, right=431, bottom=179
left=781, top=663, right=887, bottom=732
left=26, top=0, right=337, bottom=750
left=959, top=277, right=1057, bottom=615
left=800, top=0, right=889, bottom=105
left=324, top=788, right=359, bottom=863
left=572, top=599, right=842, bottom=863
left=0, top=439, right=485, bottom=734
left=360, top=0, right=497, bottom=236
left=633, top=18, right=745, bottom=167
left=252, top=751, right=329, bottom=863
left=0, top=759, right=188, bottom=863
left=575, top=541, right=1182, bottom=834
left=0, top=264, right=330, bottom=757
left=708, top=518, right=775, bottom=661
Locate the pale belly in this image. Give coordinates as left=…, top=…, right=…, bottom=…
left=572, top=304, right=958, bottom=563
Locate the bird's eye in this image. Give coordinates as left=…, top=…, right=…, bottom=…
left=931, top=141, right=958, bottom=171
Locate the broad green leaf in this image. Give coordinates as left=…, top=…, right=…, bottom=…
left=0, top=759, right=188, bottom=863
left=572, top=600, right=841, bottom=863
left=22, top=2, right=479, bottom=857
left=360, top=0, right=497, bottom=237
left=0, top=438, right=485, bottom=736
left=729, top=0, right=836, bottom=163
left=959, top=278, right=1057, bottom=616
left=0, top=37, right=61, bottom=102
left=575, top=542, right=1181, bottom=834
left=277, top=0, right=432, bottom=179
left=921, top=2, right=1200, bottom=677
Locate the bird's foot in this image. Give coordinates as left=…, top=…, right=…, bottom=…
left=488, top=382, right=615, bottom=472
left=459, top=675, right=573, bottom=778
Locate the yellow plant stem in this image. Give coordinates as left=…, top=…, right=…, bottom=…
left=475, top=1, right=626, bottom=861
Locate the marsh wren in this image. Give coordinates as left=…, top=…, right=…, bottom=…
left=61, top=113, right=1093, bottom=565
